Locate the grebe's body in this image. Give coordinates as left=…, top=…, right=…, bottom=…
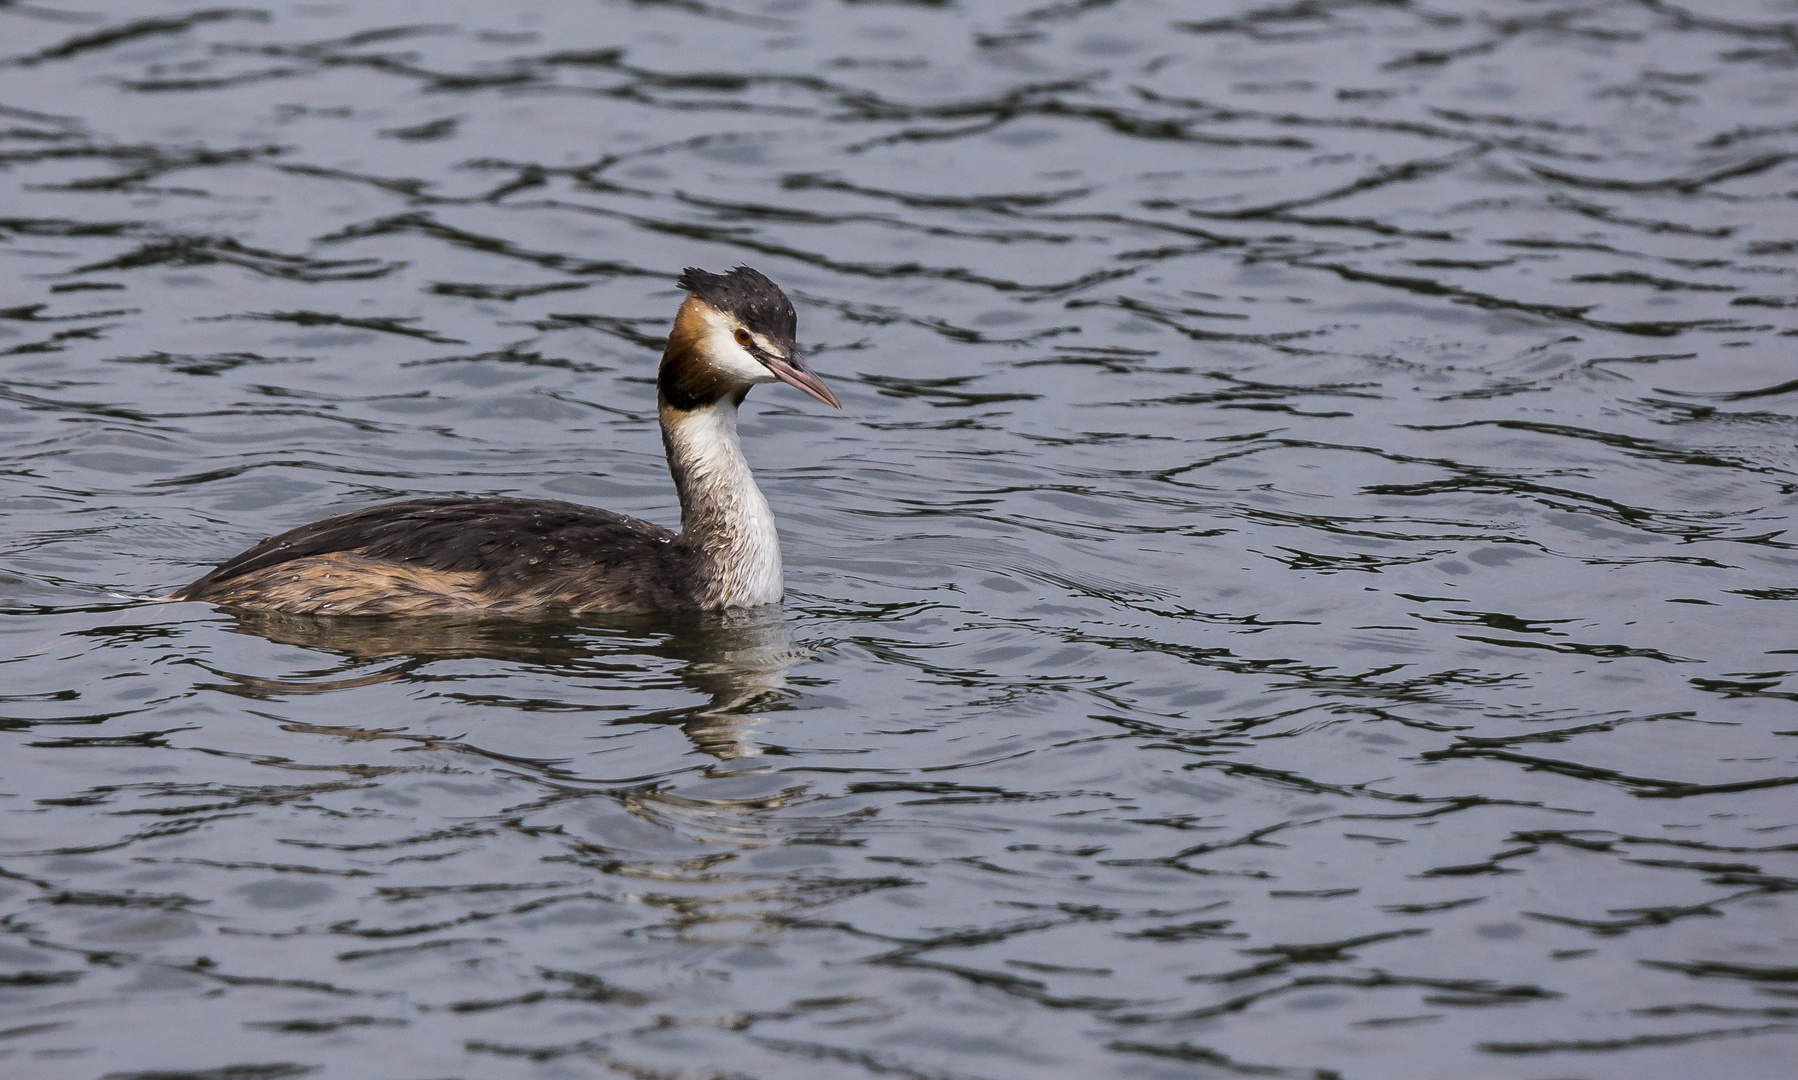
left=172, top=267, right=837, bottom=616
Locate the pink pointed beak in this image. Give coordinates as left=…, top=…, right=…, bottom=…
left=766, top=353, right=840, bottom=409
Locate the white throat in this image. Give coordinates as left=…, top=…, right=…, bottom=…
left=663, top=399, right=783, bottom=607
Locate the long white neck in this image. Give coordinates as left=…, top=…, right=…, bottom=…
left=660, top=399, right=783, bottom=607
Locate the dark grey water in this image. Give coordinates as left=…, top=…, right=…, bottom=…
left=2, top=1, right=1797, bottom=1077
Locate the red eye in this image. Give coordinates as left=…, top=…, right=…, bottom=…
left=734, top=328, right=752, bottom=347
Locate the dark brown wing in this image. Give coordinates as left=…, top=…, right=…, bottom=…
left=174, top=497, right=693, bottom=610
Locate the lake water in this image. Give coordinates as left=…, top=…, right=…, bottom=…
left=2, top=2, right=1796, bottom=1078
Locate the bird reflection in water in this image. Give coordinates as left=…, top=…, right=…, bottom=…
left=201, top=605, right=802, bottom=761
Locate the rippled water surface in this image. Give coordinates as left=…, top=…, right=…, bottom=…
left=3, top=1, right=1798, bottom=1077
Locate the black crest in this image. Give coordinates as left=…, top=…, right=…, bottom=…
left=677, top=266, right=797, bottom=344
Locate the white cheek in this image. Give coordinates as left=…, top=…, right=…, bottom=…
left=701, top=312, right=776, bottom=385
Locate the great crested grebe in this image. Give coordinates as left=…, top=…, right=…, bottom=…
left=171, top=266, right=839, bottom=616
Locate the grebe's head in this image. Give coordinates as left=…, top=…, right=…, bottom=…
left=659, top=266, right=840, bottom=412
